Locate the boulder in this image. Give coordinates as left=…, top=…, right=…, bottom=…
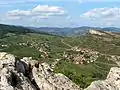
left=0, top=52, right=81, bottom=90
left=85, top=67, right=120, bottom=90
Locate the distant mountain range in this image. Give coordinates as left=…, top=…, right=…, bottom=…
left=0, top=23, right=120, bottom=37
left=29, top=27, right=120, bottom=36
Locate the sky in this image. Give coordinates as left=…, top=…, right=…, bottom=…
left=0, top=0, right=120, bottom=27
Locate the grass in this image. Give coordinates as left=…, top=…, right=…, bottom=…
left=0, top=28, right=120, bottom=89
left=0, top=33, right=69, bottom=61
left=54, top=55, right=118, bottom=88
left=64, top=35, right=120, bottom=55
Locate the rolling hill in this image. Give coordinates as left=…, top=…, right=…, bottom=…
left=29, top=26, right=120, bottom=36
left=0, top=24, right=120, bottom=89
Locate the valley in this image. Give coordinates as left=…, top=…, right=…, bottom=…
left=0, top=24, right=120, bottom=89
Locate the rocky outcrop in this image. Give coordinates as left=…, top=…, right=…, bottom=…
left=85, top=67, right=120, bottom=90
left=88, top=30, right=120, bottom=41
left=89, top=30, right=105, bottom=36
left=0, top=52, right=80, bottom=90
left=63, top=47, right=99, bottom=64
left=1, top=52, right=120, bottom=90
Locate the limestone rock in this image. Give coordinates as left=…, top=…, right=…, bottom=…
left=89, top=30, right=105, bottom=36
left=32, top=63, right=80, bottom=90
left=85, top=67, right=120, bottom=90
left=0, top=52, right=81, bottom=90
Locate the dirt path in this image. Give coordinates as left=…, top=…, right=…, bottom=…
left=61, top=39, right=72, bottom=48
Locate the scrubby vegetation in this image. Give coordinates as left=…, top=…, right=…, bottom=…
left=54, top=55, right=118, bottom=88
left=64, top=35, right=120, bottom=55
left=0, top=24, right=119, bottom=89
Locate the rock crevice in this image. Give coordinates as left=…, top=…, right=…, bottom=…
left=0, top=52, right=80, bottom=90
left=1, top=52, right=120, bottom=90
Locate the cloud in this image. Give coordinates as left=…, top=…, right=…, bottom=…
left=33, top=5, right=64, bottom=13
left=80, top=7, right=120, bottom=20
left=7, top=5, right=66, bottom=20
left=0, top=5, right=69, bottom=27
left=8, top=10, right=30, bottom=17
left=80, top=7, right=120, bottom=27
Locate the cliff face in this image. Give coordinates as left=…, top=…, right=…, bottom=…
left=0, top=52, right=80, bottom=90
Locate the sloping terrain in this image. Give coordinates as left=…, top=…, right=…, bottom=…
left=0, top=52, right=120, bottom=90
left=0, top=24, right=120, bottom=89
left=0, top=52, right=81, bottom=90
left=30, top=26, right=120, bottom=36
left=85, top=67, right=120, bottom=90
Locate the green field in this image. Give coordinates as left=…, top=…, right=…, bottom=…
left=0, top=24, right=119, bottom=89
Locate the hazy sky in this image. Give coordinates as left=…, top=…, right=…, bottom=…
left=0, top=0, right=120, bottom=27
